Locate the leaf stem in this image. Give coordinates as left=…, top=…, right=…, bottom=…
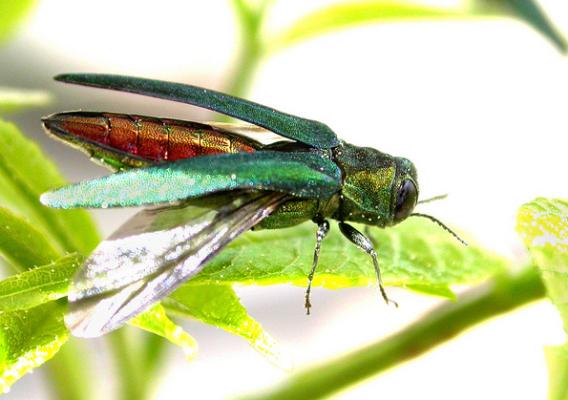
left=109, top=329, right=146, bottom=400
left=242, top=267, right=545, bottom=400
left=140, top=332, right=169, bottom=385
left=224, top=0, right=273, bottom=101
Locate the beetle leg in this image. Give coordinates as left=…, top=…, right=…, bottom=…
left=338, top=222, right=398, bottom=307
left=305, top=219, right=330, bottom=315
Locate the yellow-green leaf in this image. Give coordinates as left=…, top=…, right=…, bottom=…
left=271, top=1, right=462, bottom=50
left=190, top=219, right=508, bottom=299
left=130, top=304, right=198, bottom=360
left=0, top=89, right=51, bottom=114
left=164, top=284, right=289, bottom=368
left=517, top=198, right=568, bottom=330
left=0, top=301, right=68, bottom=393
left=545, top=344, right=568, bottom=400
left=0, top=254, right=81, bottom=311
left=0, top=0, right=36, bottom=43
left=517, top=198, right=568, bottom=400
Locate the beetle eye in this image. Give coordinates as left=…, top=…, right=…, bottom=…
left=394, top=179, right=417, bottom=222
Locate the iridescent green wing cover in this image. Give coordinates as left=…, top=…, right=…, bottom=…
left=55, top=74, right=341, bottom=149
left=41, top=151, right=341, bottom=208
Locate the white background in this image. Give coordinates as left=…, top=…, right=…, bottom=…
left=1, top=0, right=568, bottom=399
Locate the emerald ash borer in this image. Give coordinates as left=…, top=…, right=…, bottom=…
left=40, top=74, right=464, bottom=337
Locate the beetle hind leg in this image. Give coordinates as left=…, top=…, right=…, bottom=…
left=339, top=222, right=398, bottom=308
left=305, top=219, right=330, bottom=315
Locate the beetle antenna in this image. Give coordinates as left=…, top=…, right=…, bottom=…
left=411, top=213, right=468, bottom=246
left=417, top=194, right=448, bottom=204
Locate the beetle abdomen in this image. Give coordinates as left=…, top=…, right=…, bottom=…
left=42, top=111, right=261, bottom=166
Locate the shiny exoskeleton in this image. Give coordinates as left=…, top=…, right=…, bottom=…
left=41, top=74, right=434, bottom=337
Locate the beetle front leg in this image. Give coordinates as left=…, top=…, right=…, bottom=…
left=305, top=219, right=330, bottom=315
left=338, top=222, right=398, bottom=307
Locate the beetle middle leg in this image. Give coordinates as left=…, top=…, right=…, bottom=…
left=305, top=219, right=330, bottom=315
left=339, top=222, right=398, bottom=307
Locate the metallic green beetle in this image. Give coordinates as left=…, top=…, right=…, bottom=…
left=41, top=74, right=461, bottom=338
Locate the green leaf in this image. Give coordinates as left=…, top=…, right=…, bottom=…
left=271, top=1, right=463, bottom=50
left=517, top=198, right=568, bottom=330
left=517, top=198, right=568, bottom=400
left=0, top=301, right=69, bottom=393
left=189, top=219, right=508, bottom=298
left=0, top=89, right=51, bottom=114
left=405, top=283, right=457, bottom=300
left=0, top=254, right=81, bottom=312
left=270, top=0, right=566, bottom=54
left=129, top=304, right=198, bottom=360
left=0, top=119, right=99, bottom=254
left=545, top=344, right=568, bottom=400
left=0, top=0, right=36, bottom=43
left=0, top=206, right=60, bottom=272
left=164, top=284, right=289, bottom=368
left=473, top=0, right=566, bottom=53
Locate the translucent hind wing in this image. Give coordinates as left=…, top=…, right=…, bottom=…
left=65, top=192, right=288, bottom=337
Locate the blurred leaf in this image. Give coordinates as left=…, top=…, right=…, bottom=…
left=130, top=304, right=198, bottom=360
left=0, top=254, right=277, bottom=364
left=0, top=0, right=36, bottom=43
left=0, top=206, right=60, bottom=272
left=0, top=119, right=99, bottom=254
left=474, top=0, right=566, bottom=52
left=517, top=198, right=568, bottom=400
left=0, top=254, right=81, bottom=312
left=0, top=301, right=68, bottom=393
left=271, top=1, right=462, bottom=50
left=545, top=345, right=568, bottom=400
left=189, top=219, right=508, bottom=298
left=517, top=198, right=568, bottom=329
left=405, top=283, right=457, bottom=300
left=0, top=89, right=51, bottom=114
left=232, top=0, right=256, bottom=27
left=231, top=0, right=274, bottom=31
left=164, top=284, right=289, bottom=368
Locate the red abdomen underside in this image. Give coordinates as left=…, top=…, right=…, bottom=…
left=43, top=111, right=260, bottom=163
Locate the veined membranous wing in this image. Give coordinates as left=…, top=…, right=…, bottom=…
left=66, top=191, right=288, bottom=337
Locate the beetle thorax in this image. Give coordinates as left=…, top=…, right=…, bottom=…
left=332, top=143, right=398, bottom=227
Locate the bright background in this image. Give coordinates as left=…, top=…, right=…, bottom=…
left=1, top=1, right=568, bottom=398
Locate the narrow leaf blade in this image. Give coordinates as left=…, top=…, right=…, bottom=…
left=0, top=0, right=36, bottom=43
left=0, top=206, right=60, bottom=272
left=0, top=254, right=81, bottom=312
left=508, top=0, right=566, bottom=52
left=0, top=301, right=69, bottom=393
left=474, top=0, right=566, bottom=53
left=164, top=284, right=289, bottom=368
left=129, top=304, right=198, bottom=360
left=273, top=2, right=463, bottom=49
left=0, top=119, right=99, bottom=254
left=0, top=89, right=50, bottom=114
